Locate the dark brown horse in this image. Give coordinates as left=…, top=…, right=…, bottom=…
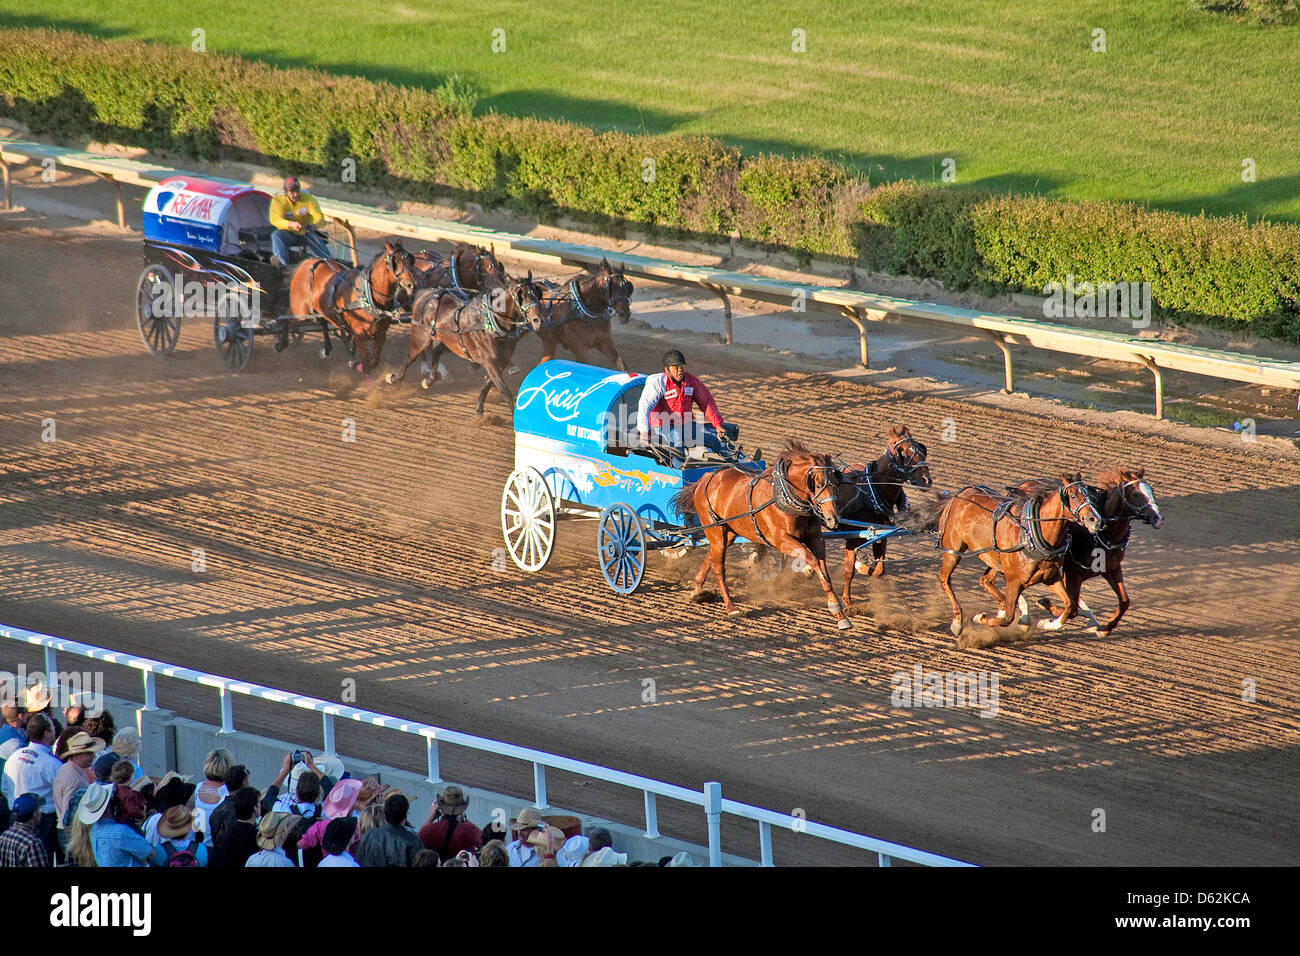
left=904, top=475, right=1102, bottom=638
left=527, top=259, right=632, bottom=372
left=287, top=239, right=417, bottom=374
left=384, top=279, right=545, bottom=413
left=838, top=425, right=932, bottom=607
left=1034, top=467, right=1164, bottom=634
left=671, top=440, right=851, bottom=629
left=410, top=244, right=508, bottom=299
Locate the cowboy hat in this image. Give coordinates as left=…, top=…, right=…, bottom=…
left=510, top=807, right=544, bottom=831
left=557, top=834, right=590, bottom=867
left=61, top=732, right=105, bottom=760
left=436, top=785, right=469, bottom=816
left=153, top=772, right=197, bottom=810
left=157, top=805, right=194, bottom=840
left=77, top=782, right=113, bottom=825
left=19, top=681, right=51, bottom=712
left=323, top=778, right=363, bottom=820
left=525, top=823, right=566, bottom=850
left=354, top=777, right=390, bottom=811
left=580, top=846, right=628, bottom=867
left=257, top=812, right=300, bottom=851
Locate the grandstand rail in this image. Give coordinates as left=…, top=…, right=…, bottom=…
left=6, top=139, right=1297, bottom=418
left=2, top=622, right=973, bottom=867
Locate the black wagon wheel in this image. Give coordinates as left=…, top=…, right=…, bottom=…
left=213, top=297, right=255, bottom=373
left=136, top=263, right=181, bottom=356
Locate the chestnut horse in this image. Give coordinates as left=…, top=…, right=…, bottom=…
left=670, top=440, right=851, bottom=629
left=385, top=279, right=545, bottom=413
left=527, top=259, right=632, bottom=372
left=287, top=239, right=417, bottom=374
left=838, top=425, right=932, bottom=607
left=1035, top=466, right=1164, bottom=634
left=904, top=475, right=1102, bottom=638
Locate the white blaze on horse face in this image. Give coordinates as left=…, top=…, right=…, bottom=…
left=1136, top=481, right=1163, bottom=525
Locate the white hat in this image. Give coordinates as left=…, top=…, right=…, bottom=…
left=557, top=834, right=589, bottom=867
left=77, top=782, right=113, bottom=825
left=580, top=846, right=628, bottom=867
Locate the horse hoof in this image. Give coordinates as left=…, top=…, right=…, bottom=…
left=1036, top=617, right=1064, bottom=631
left=319, top=348, right=329, bottom=359
left=384, top=372, right=397, bottom=385
left=837, top=618, right=853, bottom=631
left=950, top=619, right=964, bottom=637
left=420, top=377, right=432, bottom=390
left=727, top=607, right=743, bottom=617
left=854, top=560, right=872, bottom=574
left=972, top=613, right=986, bottom=625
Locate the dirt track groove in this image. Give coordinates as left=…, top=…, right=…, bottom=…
left=2, top=225, right=1298, bottom=866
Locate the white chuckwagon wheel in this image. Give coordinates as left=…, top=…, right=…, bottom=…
left=136, top=264, right=181, bottom=356
left=597, top=502, right=645, bottom=595
left=501, top=467, right=556, bottom=572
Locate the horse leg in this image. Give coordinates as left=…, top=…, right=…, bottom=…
left=782, top=535, right=849, bottom=630
left=867, top=538, right=887, bottom=577
left=937, top=551, right=965, bottom=636
left=319, top=319, right=333, bottom=357
left=712, top=530, right=739, bottom=615
left=977, top=563, right=1005, bottom=606
left=841, top=544, right=858, bottom=608
left=422, top=342, right=449, bottom=388
left=1035, top=574, right=1075, bottom=631
left=385, top=331, right=425, bottom=385
left=1098, top=567, right=1130, bottom=635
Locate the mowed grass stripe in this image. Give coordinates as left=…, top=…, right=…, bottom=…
left=3, top=1, right=1296, bottom=218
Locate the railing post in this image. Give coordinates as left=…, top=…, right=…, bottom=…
left=705, top=283, right=733, bottom=345
left=704, top=781, right=722, bottom=867
left=759, top=821, right=774, bottom=867
left=1135, top=355, right=1164, bottom=419
left=1, top=155, right=11, bottom=210
left=218, top=684, right=234, bottom=734
left=982, top=329, right=1014, bottom=393
left=141, top=669, right=157, bottom=711
left=878, top=852, right=892, bottom=867
left=43, top=646, right=57, bottom=679
left=322, top=712, right=336, bottom=756
left=532, top=762, right=548, bottom=810
left=840, top=307, right=869, bottom=368
left=425, top=735, right=441, bottom=784
left=643, top=791, right=660, bottom=839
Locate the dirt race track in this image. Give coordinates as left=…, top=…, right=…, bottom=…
left=2, top=221, right=1299, bottom=867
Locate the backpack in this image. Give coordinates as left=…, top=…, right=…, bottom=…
left=163, top=838, right=200, bottom=867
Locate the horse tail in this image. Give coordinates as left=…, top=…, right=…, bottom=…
left=897, top=492, right=949, bottom=532
left=670, top=483, right=699, bottom=521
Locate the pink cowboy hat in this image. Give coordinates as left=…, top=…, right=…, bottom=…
left=323, top=778, right=364, bottom=820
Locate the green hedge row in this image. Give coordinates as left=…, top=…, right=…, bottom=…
left=3, top=26, right=1299, bottom=342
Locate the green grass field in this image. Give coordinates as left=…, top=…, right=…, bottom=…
left=4, top=1, right=1297, bottom=219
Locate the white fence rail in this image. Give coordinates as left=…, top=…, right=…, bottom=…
left=4, top=139, right=1299, bottom=418
left=1, top=622, right=972, bottom=867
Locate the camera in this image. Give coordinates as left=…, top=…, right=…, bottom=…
left=291, top=749, right=304, bottom=764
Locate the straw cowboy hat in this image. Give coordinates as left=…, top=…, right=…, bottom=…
left=354, top=777, right=390, bottom=812
left=61, top=732, right=105, bottom=760
left=76, top=782, right=114, bottom=825
left=257, top=812, right=300, bottom=851
left=157, top=805, right=195, bottom=840
left=580, top=846, right=628, bottom=867
left=436, top=785, right=469, bottom=816
left=19, top=681, right=51, bottom=712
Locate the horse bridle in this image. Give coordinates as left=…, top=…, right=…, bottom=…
left=889, top=437, right=930, bottom=484
left=1117, top=478, right=1161, bottom=525
left=774, top=459, right=840, bottom=523
left=481, top=282, right=544, bottom=334
left=569, top=270, right=631, bottom=319
left=1058, top=479, right=1102, bottom=528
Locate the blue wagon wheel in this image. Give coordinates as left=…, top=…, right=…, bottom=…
left=501, top=467, right=556, bottom=572
left=213, top=311, right=254, bottom=373
left=136, top=264, right=181, bottom=356
left=597, top=502, right=646, bottom=595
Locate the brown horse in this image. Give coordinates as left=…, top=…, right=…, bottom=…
left=527, top=259, right=632, bottom=372
left=670, top=440, right=851, bottom=629
left=904, top=475, right=1102, bottom=638
left=384, top=279, right=545, bottom=413
left=410, top=244, right=508, bottom=298
left=287, top=239, right=417, bottom=374
left=838, top=425, right=932, bottom=607
left=1034, top=467, right=1164, bottom=634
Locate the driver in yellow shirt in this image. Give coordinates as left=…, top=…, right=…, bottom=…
left=269, top=176, right=331, bottom=266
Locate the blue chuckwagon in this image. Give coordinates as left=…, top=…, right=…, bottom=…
left=134, top=175, right=360, bottom=372
left=501, top=360, right=907, bottom=594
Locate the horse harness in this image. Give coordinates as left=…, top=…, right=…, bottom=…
left=310, top=254, right=405, bottom=330
left=693, top=460, right=837, bottom=549
left=936, top=480, right=1091, bottom=560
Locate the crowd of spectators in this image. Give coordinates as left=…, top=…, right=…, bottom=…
left=0, top=689, right=695, bottom=868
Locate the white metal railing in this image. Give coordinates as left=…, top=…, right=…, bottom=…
left=3, top=139, right=1298, bottom=418
left=1, top=622, right=972, bottom=867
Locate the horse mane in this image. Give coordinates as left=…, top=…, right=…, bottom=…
left=1094, top=466, right=1138, bottom=489
left=1009, top=478, right=1063, bottom=505
left=762, top=438, right=832, bottom=476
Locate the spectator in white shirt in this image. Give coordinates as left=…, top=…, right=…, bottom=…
left=1, top=714, right=62, bottom=860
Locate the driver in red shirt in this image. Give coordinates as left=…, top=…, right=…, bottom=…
left=636, top=349, right=751, bottom=462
